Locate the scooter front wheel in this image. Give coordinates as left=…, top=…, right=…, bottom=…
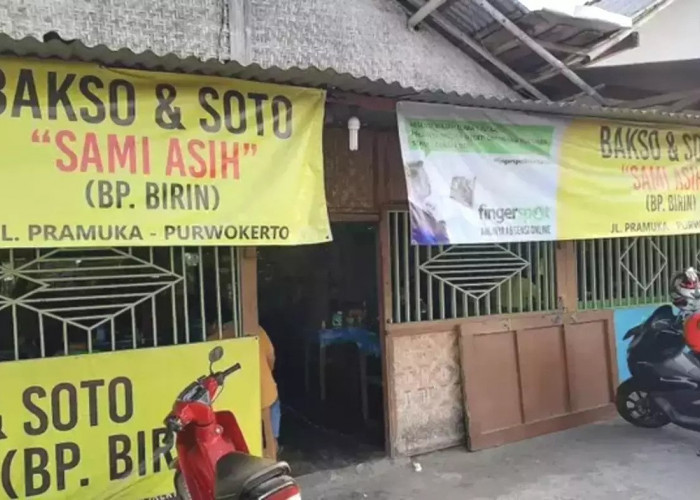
left=616, top=379, right=670, bottom=428
left=174, top=471, right=193, bottom=500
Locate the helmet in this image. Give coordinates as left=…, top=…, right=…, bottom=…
left=670, top=267, right=700, bottom=314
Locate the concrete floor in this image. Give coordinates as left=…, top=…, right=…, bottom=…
left=297, top=419, right=700, bottom=499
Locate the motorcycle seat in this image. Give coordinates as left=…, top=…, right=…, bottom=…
left=644, top=305, right=678, bottom=331
left=214, top=452, right=290, bottom=499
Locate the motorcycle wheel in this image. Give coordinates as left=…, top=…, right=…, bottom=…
left=616, top=379, right=670, bottom=428
left=174, top=472, right=193, bottom=500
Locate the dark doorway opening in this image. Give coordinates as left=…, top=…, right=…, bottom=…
left=258, top=222, right=384, bottom=475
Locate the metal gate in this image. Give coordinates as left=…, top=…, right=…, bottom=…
left=0, top=246, right=242, bottom=361
left=388, top=210, right=558, bottom=323
left=576, top=234, right=700, bottom=309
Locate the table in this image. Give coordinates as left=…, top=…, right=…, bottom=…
left=304, top=327, right=381, bottom=425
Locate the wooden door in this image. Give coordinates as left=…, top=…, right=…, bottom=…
left=459, top=311, right=618, bottom=450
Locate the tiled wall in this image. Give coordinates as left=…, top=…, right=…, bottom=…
left=613, top=304, right=663, bottom=382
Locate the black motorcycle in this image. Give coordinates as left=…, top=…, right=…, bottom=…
left=616, top=304, right=700, bottom=431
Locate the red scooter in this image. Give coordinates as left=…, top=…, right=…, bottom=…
left=162, top=346, right=301, bottom=500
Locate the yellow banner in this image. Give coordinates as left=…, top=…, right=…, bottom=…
left=0, top=339, right=260, bottom=499
left=0, top=58, right=330, bottom=247
left=558, top=119, right=700, bottom=240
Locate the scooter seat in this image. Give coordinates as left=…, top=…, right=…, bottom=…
left=215, top=452, right=290, bottom=499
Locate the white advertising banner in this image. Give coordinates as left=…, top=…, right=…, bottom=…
left=396, top=101, right=559, bottom=245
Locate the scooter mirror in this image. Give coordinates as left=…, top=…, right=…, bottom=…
left=209, top=346, right=224, bottom=365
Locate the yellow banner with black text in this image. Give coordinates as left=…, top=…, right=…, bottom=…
left=557, top=119, right=700, bottom=239
left=0, top=338, right=261, bottom=499
left=0, top=57, right=330, bottom=247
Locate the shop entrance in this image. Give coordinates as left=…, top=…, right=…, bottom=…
left=258, top=222, right=384, bottom=475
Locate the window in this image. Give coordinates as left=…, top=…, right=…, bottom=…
left=0, top=246, right=242, bottom=361
left=388, top=211, right=558, bottom=323
left=576, top=235, right=700, bottom=309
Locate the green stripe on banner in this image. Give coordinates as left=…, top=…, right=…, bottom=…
left=407, top=119, right=554, bottom=156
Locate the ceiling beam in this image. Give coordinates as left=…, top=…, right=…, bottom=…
left=669, top=95, right=700, bottom=113
left=525, top=0, right=673, bottom=85
left=490, top=22, right=554, bottom=56
left=587, top=0, right=673, bottom=62
left=472, top=0, right=606, bottom=104
left=407, top=0, right=448, bottom=29
left=618, top=89, right=700, bottom=109
left=403, top=0, right=549, bottom=100
left=492, top=36, right=590, bottom=57
left=561, top=84, right=608, bottom=103
left=536, top=40, right=590, bottom=57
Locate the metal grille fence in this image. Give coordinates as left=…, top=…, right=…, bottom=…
left=576, top=235, right=700, bottom=309
left=388, top=211, right=558, bottom=323
left=0, top=246, right=242, bottom=362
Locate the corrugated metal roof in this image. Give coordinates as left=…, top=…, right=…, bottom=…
left=1, top=33, right=700, bottom=126
left=435, top=0, right=529, bottom=38
left=587, top=0, right=667, bottom=18
left=432, top=0, right=669, bottom=28
left=413, top=0, right=630, bottom=40
left=402, top=0, right=640, bottom=90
